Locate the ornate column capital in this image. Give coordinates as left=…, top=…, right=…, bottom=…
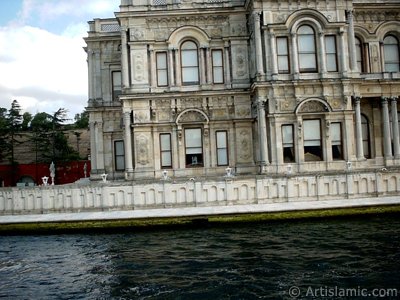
left=253, top=11, right=261, bottom=22
left=353, top=96, right=361, bottom=104
left=381, top=96, right=389, bottom=105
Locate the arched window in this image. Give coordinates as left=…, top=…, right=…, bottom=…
left=181, top=41, right=199, bottom=85
left=297, top=25, right=317, bottom=73
left=361, top=114, right=371, bottom=159
left=355, top=37, right=364, bottom=72
left=383, top=35, right=399, bottom=72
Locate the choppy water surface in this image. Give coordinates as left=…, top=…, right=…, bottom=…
left=0, top=215, right=399, bottom=299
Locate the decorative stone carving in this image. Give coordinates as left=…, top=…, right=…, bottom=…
left=133, top=53, right=145, bottom=81
left=179, top=111, right=207, bottom=123
left=236, top=106, right=251, bottom=118
left=136, top=134, right=150, bottom=166
left=238, top=130, right=251, bottom=161
left=298, top=100, right=329, bottom=113
left=134, top=111, right=148, bottom=123
left=130, top=28, right=144, bottom=41
left=235, top=47, right=247, bottom=77
left=181, top=97, right=203, bottom=109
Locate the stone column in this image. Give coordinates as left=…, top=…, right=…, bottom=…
left=391, top=97, right=400, bottom=158
left=149, top=48, right=156, bottom=87
left=121, top=27, right=130, bottom=89
left=123, top=111, right=134, bottom=178
left=174, top=48, right=181, bottom=86
left=206, top=47, right=212, bottom=84
left=89, top=121, right=97, bottom=173
left=253, top=12, right=264, bottom=77
left=224, top=42, right=231, bottom=86
left=340, top=29, right=348, bottom=75
left=95, top=121, right=105, bottom=172
left=269, top=30, right=278, bottom=75
left=382, top=97, right=393, bottom=158
left=87, top=50, right=94, bottom=100
left=380, top=42, right=385, bottom=72
left=291, top=33, right=299, bottom=75
left=319, top=31, right=327, bottom=75
left=168, top=48, right=175, bottom=86
left=94, top=51, right=102, bottom=99
left=199, top=47, right=206, bottom=85
left=354, top=97, right=364, bottom=159
left=347, top=10, right=358, bottom=72
left=257, top=97, right=269, bottom=170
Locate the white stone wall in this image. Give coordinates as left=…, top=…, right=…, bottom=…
left=1, top=170, right=400, bottom=215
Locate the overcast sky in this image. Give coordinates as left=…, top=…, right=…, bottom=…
left=0, top=0, right=120, bottom=121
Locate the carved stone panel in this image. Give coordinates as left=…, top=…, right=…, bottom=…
left=231, top=44, right=249, bottom=80
left=131, top=49, right=148, bottom=84
left=178, top=110, right=207, bottom=123
left=136, top=134, right=150, bottom=166
left=298, top=100, right=329, bottom=113
left=236, top=128, right=252, bottom=163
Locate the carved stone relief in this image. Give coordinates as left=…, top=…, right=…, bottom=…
left=132, top=52, right=145, bottom=82
left=158, top=110, right=170, bottom=121
left=136, top=134, right=150, bottom=166
left=178, top=111, right=207, bottom=123
left=130, top=28, right=145, bottom=41
left=234, top=46, right=247, bottom=78
left=238, top=129, right=251, bottom=161
left=298, top=100, right=328, bottom=113
left=235, top=106, right=251, bottom=118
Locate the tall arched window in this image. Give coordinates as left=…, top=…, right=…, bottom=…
left=181, top=41, right=199, bottom=85
left=361, top=114, right=371, bottom=159
left=297, top=25, right=317, bottom=73
left=355, top=37, right=364, bottom=72
left=383, top=35, right=400, bottom=72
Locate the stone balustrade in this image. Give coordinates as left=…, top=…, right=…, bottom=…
left=1, top=170, right=399, bottom=216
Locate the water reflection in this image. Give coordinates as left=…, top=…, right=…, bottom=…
left=0, top=215, right=399, bottom=299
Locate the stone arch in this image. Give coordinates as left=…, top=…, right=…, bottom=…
left=354, top=26, right=374, bottom=42
left=168, top=26, right=210, bottom=48
left=175, top=108, right=209, bottom=125
left=375, top=21, right=400, bottom=41
left=295, top=98, right=332, bottom=114
left=286, top=9, right=329, bottom=34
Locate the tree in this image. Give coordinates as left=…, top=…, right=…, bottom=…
left=74, top=110, right=89, bottom=129
left=30, top=112, right=53, bottom=163
left=0, top=107, right=8, bottom=162
left=6, top=100, right=23, bottom=165
left=21, top=112, right=33, bottom=131
left=50, top=108, right=79, bottom=161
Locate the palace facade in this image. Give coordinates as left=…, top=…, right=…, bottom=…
left=84, top=0, right=400, bottom=181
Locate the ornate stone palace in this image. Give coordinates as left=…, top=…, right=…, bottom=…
left=84, top=0, right=400, bottom=181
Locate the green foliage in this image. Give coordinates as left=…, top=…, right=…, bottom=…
left=21, top=112, right=33, bottom=131
left=0, top=101, right=83, bottom=164
left=74, top=110, right=89, bottom=129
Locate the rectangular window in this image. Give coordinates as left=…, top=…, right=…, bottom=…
left=277, top=37, right=290, bottom=74
left=114, top=140, right=125, bottom=171
left=331, top=122, right=343, bottom=160
left=160, top=133, right=172, bottom=168
left=325, top=35, right=338, bottom=72
left=185, top=128, right=203, bottom=167
left=112, top=71, right=122, bottom=101
left=304, top=119, right=322, bottom=161
left=282, top=125, right=295, bottom=162
left=212, top=50, right=224, bottom=83
left=216, top=131, right=228, bottom=166
left=156, top=52, right=168, bottom=87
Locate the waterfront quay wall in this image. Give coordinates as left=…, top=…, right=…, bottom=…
left=1, top=170, right=400, bottom=216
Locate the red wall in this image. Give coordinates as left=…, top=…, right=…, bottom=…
left=0, top=161, right=91, bottom=187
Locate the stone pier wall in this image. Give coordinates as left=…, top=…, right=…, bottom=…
left=1, top=170, right=400, bottom=216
